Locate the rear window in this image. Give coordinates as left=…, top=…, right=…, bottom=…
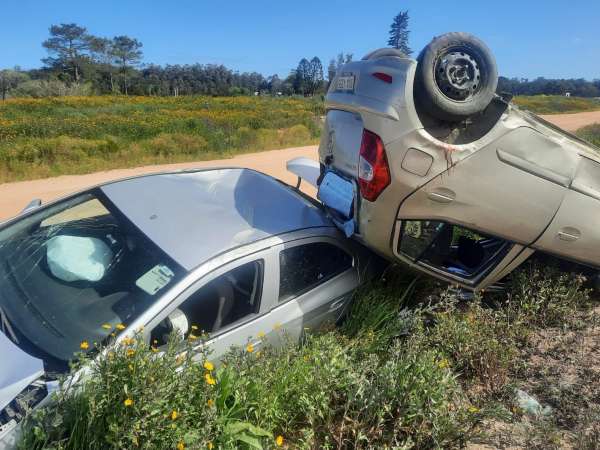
left=278, top=242, right=352, bottom=302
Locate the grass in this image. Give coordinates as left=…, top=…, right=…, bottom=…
left=513, top=95, right=600, bottom=114
left=576, top=123, right=600, bottom=148
left=18, top=258, right=599, bottom=449
left=0, top=96, right=324, bottom=182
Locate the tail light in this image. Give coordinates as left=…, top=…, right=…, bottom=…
left=358, top=129, right=390, bottom=202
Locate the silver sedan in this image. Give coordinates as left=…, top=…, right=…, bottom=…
left=0, top=168, right=381, bottom=449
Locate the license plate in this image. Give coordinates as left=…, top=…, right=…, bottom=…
left=336, top=74, right=355, bottom=92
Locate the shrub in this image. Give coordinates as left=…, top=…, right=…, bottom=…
left=577, top=123, right=600, bottom=148
left=418, top=299, right=516, bottom=395
left=503, top=260, right=590, bottom=328
left=21, top=285, right=476, bottom=449
left=142, top=133, right=209, bottom=157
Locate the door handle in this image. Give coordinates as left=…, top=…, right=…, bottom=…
left=329, top=297, right=347, bottom=311
left=557, top=227, right=580, bottom=242
left=427, top=188, right=455, bottom=204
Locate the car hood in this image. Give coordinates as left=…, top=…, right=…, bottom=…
left=0, top=331, right=44, bottom=412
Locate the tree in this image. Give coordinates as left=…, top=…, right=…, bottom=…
left=42, top=23, right=90, bottom=82
left=0, top=69, right=29, bottom=100
left=111, top=36, right=143, bottom=94
left=308, top=57, right=324, bottom=95
left=388, top=11, right=412, bottom=55
left=88, top=36, right=117, bottom=92
left=294, top=58, right=311, bottom=95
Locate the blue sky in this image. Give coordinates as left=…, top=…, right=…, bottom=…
left=2, top=0, right=599, bottom=80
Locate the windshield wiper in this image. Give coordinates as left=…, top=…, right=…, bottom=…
left=0, top=305, right=19, bottom=344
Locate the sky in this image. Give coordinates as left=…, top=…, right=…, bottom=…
left=2, top=0, right=599, bottom=80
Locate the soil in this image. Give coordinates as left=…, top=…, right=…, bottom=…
left=540, top=110, right=600, bottom=132
left=0, top=145, right=318, bottom=222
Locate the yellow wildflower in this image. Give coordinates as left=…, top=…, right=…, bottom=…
left=438, top=358, right=450, bottom=369
left=468, top=406, right=480, bottom=414
left=191, top=325, right=198, bottom=331
left=207, top=399, right=214, bottom=407
left=273, top=323, right=282, bottom=331
left=128, top=364, right=134, bottom=371
left=80, top=341, right=90, bottom=350
left=127, top=349, right=135, bottom=357
left=124, top=398, right=134, bottom=407
left=188, top=334, right=198, bottom=341
left=177, top=442, right=185, bottom=450
left=276, top=435, right=284, bottom=446
left=246, top=343, right=254, bottom=353
left=203, top=361, right=214, bottom=371
left=257, top=331, right=265, bottom=338
left=121, top=337, right=134, bottom=346
left=101, top=323, right=112, bottom=330
left=171, top=410, right=178, bottom=420
left=116, top=323, right=126, bottom=330
left=207, top=442, right=214, bottom=449
left=205, top=373, right=216, bottom=386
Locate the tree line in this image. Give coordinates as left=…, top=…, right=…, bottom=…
left=1, top=19, right=598, bottom=99
left=0, top=23, right=337, bottom=99
left=498, top=76, right=600, bottom=98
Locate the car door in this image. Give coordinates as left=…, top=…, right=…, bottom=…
left=397, top=127, right=576, bottom=246
left=144, top=248, right=286, bottom=362
left=533, top=155, right=600, bottom=267
left=392, top=219, right=526, bottom=290
left=273, top=237, right=358, bottom=333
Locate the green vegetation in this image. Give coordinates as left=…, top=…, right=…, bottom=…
left=513, top=95, right=600, bottom=114
left=0, top=96, right=323, bottom=182
left=576, top=123, right=600, bottom=148
left=20, top=260, right=599, bottom=449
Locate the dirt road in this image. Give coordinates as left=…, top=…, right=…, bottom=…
left=0, top=145, right=318, bottom=221
left=1, top=110, right=599, bottom=222
left=540, top=110, right=600, bottom=132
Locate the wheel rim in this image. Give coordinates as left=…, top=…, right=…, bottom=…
left=434, top=49, right=482, bottom=101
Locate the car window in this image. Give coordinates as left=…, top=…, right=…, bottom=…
left=399, top=220, right=445, bottom=260
left=399, top=220, right=508, bottom=279
left=40, top=198, right=110, bottom=227
left=278, top=242, right=353, bottom=303
left=0, top=191, right=186, bottom=371
left=151, top=260, right=263, bottom=346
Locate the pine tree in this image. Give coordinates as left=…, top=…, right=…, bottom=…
left=387, top=11, right=412, bottom=55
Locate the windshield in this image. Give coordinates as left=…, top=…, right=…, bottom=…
left=0, top=190, right=185, bottom=372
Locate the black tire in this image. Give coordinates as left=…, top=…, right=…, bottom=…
left=415, top=32, right=498, bottom=122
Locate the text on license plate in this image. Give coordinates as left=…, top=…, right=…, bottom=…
left=336, top=75, right=355, bottom=92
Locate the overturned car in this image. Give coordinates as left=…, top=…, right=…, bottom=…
left=300, top=32, right=600, bottom=292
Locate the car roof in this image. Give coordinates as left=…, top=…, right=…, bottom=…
left=100, top=168, right=333, bottom=271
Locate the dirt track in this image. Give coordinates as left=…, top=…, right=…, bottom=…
left=1, top=110, right=599, bottom=222
left=0, top=146, right=318, bottom=222
left=539, top=110, right=600, bottom=132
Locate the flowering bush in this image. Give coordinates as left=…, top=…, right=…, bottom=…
left=0, top=96, right=323, bottom=182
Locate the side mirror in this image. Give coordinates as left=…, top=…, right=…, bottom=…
left=22, top=199, right=42, bottom=214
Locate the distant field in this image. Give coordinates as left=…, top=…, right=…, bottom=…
left=514, top=95, right=600, bottom=114
left=0, top=96, right=323, bottom=182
